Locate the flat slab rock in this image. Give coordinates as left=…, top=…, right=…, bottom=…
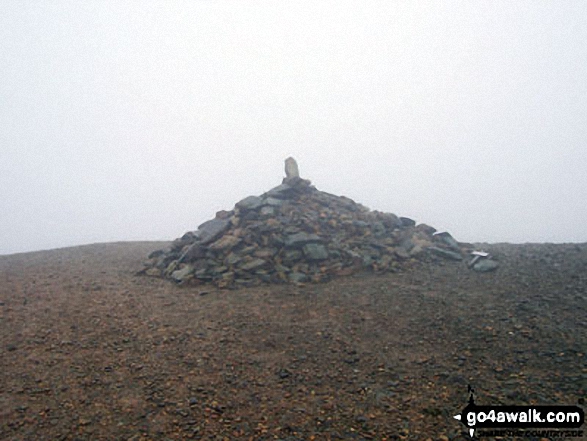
left=284, top=232, right=323, bottom=248
left=428, top=246, right=463, bottom=261
left=197, top=218, right=231, bottom=244
left=473, top=259, right=499, bottom=272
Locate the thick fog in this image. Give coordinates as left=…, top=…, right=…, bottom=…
left=1, top=1, right=586, bottom=255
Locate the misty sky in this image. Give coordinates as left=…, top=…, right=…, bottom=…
left=1, top=1, right=586, bottom=255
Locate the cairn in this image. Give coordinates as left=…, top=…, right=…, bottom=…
left=141, top=158, right=466, bottom=288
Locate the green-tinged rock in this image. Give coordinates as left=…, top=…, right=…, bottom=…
left=254, top=248, right=277, bottom=258
left=285, top=232, right=323, bottom=248
left=416, top=223, right=437, bottom=235
left=235, top=195, right=263, bottom=211
left=209, top=235, right=241, bottom=251
left=179, top=243, right=206, bottom=263
left=274, top=264, right=291, bottom=274
left=289, top=272, right=308, bottom=284
left=428, top=246, right=463, bottom=261
left=165, top=260, right=178, bottom=275
left=399, top=217, right=416, bottom=227
left=302, top=243, right=329, bottom=261
left=260, top=206, right=275, bottom=216
left=434, top=232, right=460, bottom=251
left=195, top=268, right=209, bottom=278
left=262, top=197, right=283, bottom=207
left=225, top=252, right=242, bottom=266
left=171, top=265, right=194, bottom=283
left=210, top=265, right=228, bottom=275
left=240, top=258, right=267, bottom=272
left=197, top=218, right=231, bottom=244
left=282, top=249, right=303, bottom=263
left=409, top=245, right=424, bottom=257
left=264, top=183, right=294, bottom=199
left=473, top=259, right=499, bottom=272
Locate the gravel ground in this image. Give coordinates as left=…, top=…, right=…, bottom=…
left=1, top=241, right=586, bottom=440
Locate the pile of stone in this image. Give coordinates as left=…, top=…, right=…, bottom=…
left=141, top=158, right=468, bottom=288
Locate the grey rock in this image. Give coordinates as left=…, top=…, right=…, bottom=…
left=328, top=249, right=342, bottom=259
left=235, top=195, right=263, bottom=211
left=155, top=254, right=177, bottom=269
left=284, top=226, right=301, bottom=234
left=253, top=248, right=277, bottom=258
left=180, top=231, right=200, bottom=241
left=195, top=268, right=212, bottom=279
left=399, top=238, right=415, bottom=251
left=209, top=265, right=228, bottom=275
left=197, top=218, right=231, bottom=245
left=274, top=264, right=291, bottom=274
left=242, top=211, right=259, bottom=222
left=240, top=258, right=267, bottom=272
left=409, top=244, right=424, bottom=257
left=285, top=232, right=323, bottom=248
left=362, top=255, right=373, bottom=266
left=171, top=265, right=194, bottom=283
left=416, top=223, right=437, bottom=235
left=296, top=263, right=310, bottom=273
left=289, top=272, right=308, bottom=284
left=145, top=268, right=162, bottom=277
left=215, top=209, right=233, bottom=220
left=148, top=249, right=165, bottom=259
left=178, top=243, right=206, bottom=263
left=380, top=212, right=401, bottom=229
left=353, top=220, right=369, bottom=228
left=428, top=246, right=463, bottom=261
left=277, top=368, right=292, bottom=379
left=221, top=271, right=235, bottom=280
left=170, top=237, right=193, bottom=252
left=165, top=260, right=179, bottom=275
left=260, top=206, right=275, bottom=217
left=434, top=232, right=460, bottom=251
left=208, top=235, right=241, bottom=251
left=225, top=252, right=242, bottom=266
left=467, top=255, right=483, bottom=268
left=344, top=249, right=363, bottom=261
left=239, top=246, right=257, bottom=256
left=285, top=157, right=300, bottom=179
left=282, top=176, right=311, bottom=188
left=399, top=217, right=416, bottom=227
left=264, top=183, right=294, bottom=199
left=262, top=197, right=283, bottom=207
left=282, top=249, right=303, bottom=263
left=473, top=259, right=499, bottom=272
left=372, top=222, right=386, bottom=237
left=302, top=243, right=329, bottom=261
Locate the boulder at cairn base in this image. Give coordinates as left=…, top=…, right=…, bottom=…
left=142, top=157, right=468, bottom=288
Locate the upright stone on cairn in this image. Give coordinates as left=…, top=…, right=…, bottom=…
left=285, top=157, right=300, bottom=180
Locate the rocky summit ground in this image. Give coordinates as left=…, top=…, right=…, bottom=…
left=1, top=241, right=586, bottom=440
